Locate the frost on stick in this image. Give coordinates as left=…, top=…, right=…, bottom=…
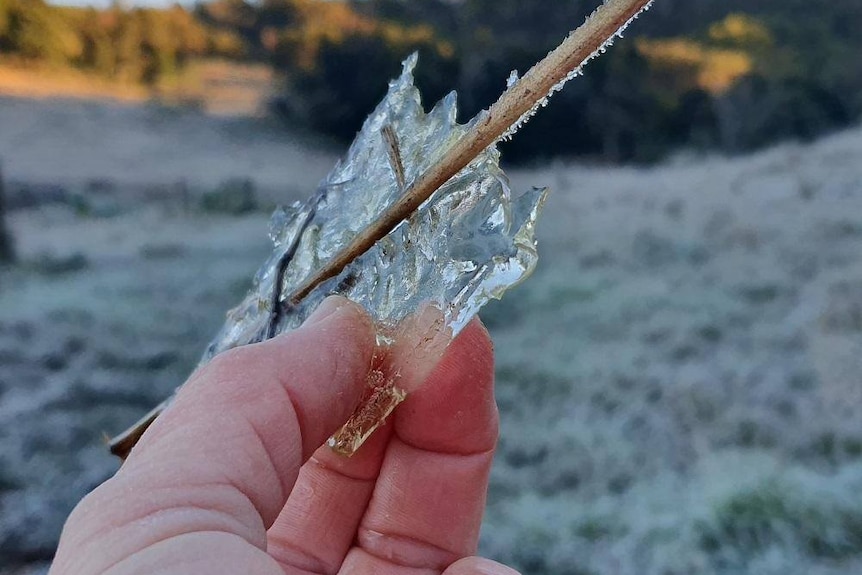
left=198, top=55, right=547, bottom=453
left=500, top=0, right=654, bottom=142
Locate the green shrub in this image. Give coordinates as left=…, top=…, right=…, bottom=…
left=28, top=252, right=89, bottom=276
left=199, top=177, right=257, bottom=214
left=698, top=479, right=862, bottom=561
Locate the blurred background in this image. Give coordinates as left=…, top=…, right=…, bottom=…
left=1, top=1, right=861, bottom=574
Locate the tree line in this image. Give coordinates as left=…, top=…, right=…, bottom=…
left=2, top=0, right=861, bottom=163
left=0, top=0, right=243, bottom=85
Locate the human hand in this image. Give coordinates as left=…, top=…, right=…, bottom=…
left=50, top=297, right=518, bottom=575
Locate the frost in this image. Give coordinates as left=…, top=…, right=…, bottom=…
left=507, top=69, right=520, bottom=88
left=500, top=0, right=654, bottom=141
left=202, top=54, right=548, bottom=362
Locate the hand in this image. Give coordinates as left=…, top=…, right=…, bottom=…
left=50, top=297, right=518, bottom=575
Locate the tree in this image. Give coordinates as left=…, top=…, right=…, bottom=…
left=270, top=0, right=456, bottom=139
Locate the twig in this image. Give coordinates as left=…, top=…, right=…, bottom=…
left=108, top=0, right=654, bottom=459
left=266, top=204, right=319, bottom=338
left=109, top=399, right=168, bottom=459
left=288, top=0, right=653, bottom=304
left=381, top=125, right=406, bottom=191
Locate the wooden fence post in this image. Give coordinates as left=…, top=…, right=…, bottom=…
left=0, top=160, right=15, bottom=263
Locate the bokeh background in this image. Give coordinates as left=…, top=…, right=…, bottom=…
left=1, top=1, right=862, bottom=574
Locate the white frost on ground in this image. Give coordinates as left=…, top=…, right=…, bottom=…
left=1, top=97, right=861, bottom=574
left=0, top=96, right=337, bottom=204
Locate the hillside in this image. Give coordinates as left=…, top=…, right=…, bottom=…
left=2, top=0, right=862, bottom=161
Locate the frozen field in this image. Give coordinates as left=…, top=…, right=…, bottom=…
left=1, top=97, right=861, bottom=574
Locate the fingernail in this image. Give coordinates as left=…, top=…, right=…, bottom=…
left=472, top=560, right=521, bottom=575
left=388, top=302, right=453, bottom=393
left=304, top=295, right=349, bottom=326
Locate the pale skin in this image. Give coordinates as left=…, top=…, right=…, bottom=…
left=49, top=297, right=519, bottom=575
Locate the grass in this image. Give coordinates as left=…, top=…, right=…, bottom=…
left=25, top=252, right=89, bottom=276
left=4, top=73, right=862, bottom=574
left=199, top=178, right=259, bottom=215
left=698, top=474, right=862, bottom=564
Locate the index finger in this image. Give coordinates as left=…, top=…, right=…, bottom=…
left=343, top=319, right=499, bottom=572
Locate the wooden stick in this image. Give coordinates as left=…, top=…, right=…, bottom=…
left=108, top=0, right=654, bottom=458
left=108, top=400, right=167, bottom=459
left=288, top=0, right=652, bottom=304
left=381, top=125, right=406, bottom=191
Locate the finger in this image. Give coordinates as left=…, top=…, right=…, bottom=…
left=266, top=307, right=455, bottom=575
left=51, top=297, right=375, bottom=575
left=346, top=319, right=498, bottom=572
left=266, top=419, right=393, bottom=574
left=442, top=557, right=522, bottom=575
left=327, top=555, right=523, bottom=575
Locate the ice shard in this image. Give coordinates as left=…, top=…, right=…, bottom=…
left=203, top=55, right=547, bottom=358
left=191, top=56, right=547, bottom=454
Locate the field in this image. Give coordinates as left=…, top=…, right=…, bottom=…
left=1, top=96, right=861, bottom=574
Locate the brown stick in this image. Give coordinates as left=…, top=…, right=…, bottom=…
left=288, top=0, right=653, bottom=304
left=108, top=0, right=654, bottom=458
left=108, top=400, right=167, bottom=459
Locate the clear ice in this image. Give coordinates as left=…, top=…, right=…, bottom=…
left=201, top=54, right=548, bottom=362
left=110, top=2, right=653, bottom=458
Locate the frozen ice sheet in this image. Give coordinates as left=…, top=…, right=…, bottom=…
left=202, top=55, right=548, bottom=360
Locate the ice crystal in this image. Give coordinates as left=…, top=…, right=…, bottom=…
left=507, top=70, right=520, bottom=88
left=202, top=54, right=548, bottom=362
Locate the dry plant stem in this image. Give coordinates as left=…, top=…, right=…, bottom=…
left=109, top=399, right=170, bottom=459
left=328, top=367, right=407, bottom=456
left=329, top=303, right=451, bottom=456
left=108, top=0, right=651, bottom=459
left=382, top=125, right=407, bottom=191
left=288, top=0, right=652, bottom=304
